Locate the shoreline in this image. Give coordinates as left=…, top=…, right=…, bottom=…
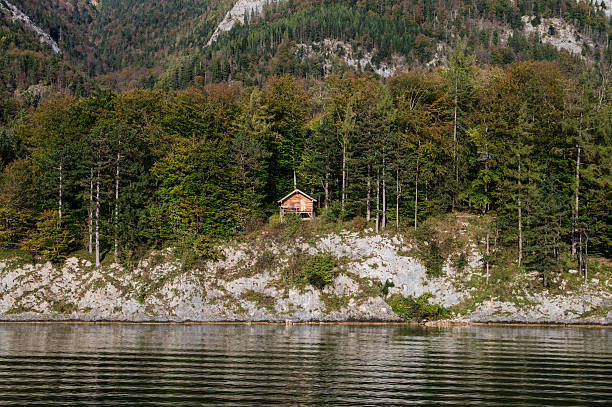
left=0, top=319, right=610, bottom=328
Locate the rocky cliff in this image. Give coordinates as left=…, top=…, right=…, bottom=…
left=1, top=227, right=610, bottom=324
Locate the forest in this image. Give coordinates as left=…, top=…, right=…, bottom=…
left=0, top=44, right=610, bottom=288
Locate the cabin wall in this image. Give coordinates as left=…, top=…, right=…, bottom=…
left=280, top=194, right=314, bottom=211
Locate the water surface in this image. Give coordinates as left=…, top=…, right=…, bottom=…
left=0, top=323, right=610, bottom=405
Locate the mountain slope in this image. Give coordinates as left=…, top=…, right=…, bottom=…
left=0, top=0, right=60, bottom=53
left=153, top=0, right=611, bottom=87
left=1, top=0, right=610, bottom=93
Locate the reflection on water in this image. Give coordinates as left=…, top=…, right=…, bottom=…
left=0, top=323, right=610, bottom=405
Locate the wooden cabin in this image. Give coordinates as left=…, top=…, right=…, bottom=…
left=278, top=189, right=316, bottom=221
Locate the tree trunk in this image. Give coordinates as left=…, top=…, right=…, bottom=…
left=58, top=162, right=63, bottom=227
left=366, top=164, right=371, bottom=222
left=486, top=225, right=490, bottom=285
left=376, top=167, right=380, bottom=233
left=414, top=157, right=419, bottom=231
left=114, top=152, right=120, bottom=262
left=95, top=168, right=101, bottom=268
left=452, top=86, right=458, bottom=211
left=518, top=153, right=523, bottom=268
left=396, top=168, right=400, bottom=229
left=484, top=147, right=489, bottom=213
left=342, top=143, right=346, bottom=213
left=572, top=144, right=581, bottom=256
left=88, top=167, right=93, bottom=253
left=324, top=169, right=329, bottom=211
left=579, top=228, right=583, bottom=282
left=584, top=231, right=589, bottom=283
left=382, top=157, right=387, bottom=230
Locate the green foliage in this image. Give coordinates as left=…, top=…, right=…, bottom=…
left=323, top=201, right=344, bottom=223
left=268, top=214, right=281, bottom=227
left=453, top=252, right=468, bottom=274
left=381, top=279, right=395, bottom=297
left=20, top=210, right=75, bottom=263
left=423, top=242, right=444, bottom=277
left=303, top=254, right=339, bottom=290
left=0, top=51, right=610, bottom=285
left=386, top=292, right=449, bottom=321
left=283, top=213, right=303, bottom=237
left=176, top=233, right=224, bottom=272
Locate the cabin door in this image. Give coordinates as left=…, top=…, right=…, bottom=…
left=300, top=199, right=307, bottom=212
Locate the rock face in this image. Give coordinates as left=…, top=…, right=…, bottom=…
left=0, top=0, right=61, bottom=53
left=0, top=232, right=610, bottom=324
left=207, top=0, right=283, bottom=45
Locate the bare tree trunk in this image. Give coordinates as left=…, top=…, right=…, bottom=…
left=95, top=168, right=100, bottom=268
left=396, top=168, right=400, bottom=229
left=114, top=152, right=120, bottom=262
left=342, top=143, right=346, bottom=213
left=414, top=157, right=419, bottom=231
left=518, top=153, right=523, bottom=268
left=376, top=167, right=380, bottom=233
left=572, top=145, right=581, bottom=256
left=584, top=232, right=589, bottom=283
left=484, top=147, right=489, bottom=213
left=486, top=225, right=490, bottom=285
left=366, top=164, right=371, bottom=222
left=88, top=167, right=93, bottom=253
left=579, top=228, right=584, bottom=282
left=58, top=162, right=63, bottom=227
left=452, top=86, right=458, bottom=211
left=293, top=168, right=297, bottom=189
left=324, top=170, right=329, bottom=211
left=382, top=157, right=387, bottom=230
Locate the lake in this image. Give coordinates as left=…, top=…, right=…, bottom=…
left=0, top=323, right=610, bottom=405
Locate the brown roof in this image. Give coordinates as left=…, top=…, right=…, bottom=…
left=278, top=189, right=317, bottom=203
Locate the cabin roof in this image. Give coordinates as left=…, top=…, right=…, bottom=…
left=278, top=189, right=317, bottom=203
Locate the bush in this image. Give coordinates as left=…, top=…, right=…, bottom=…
left=452, top=252, right=467, bottom=274
left=424, top=242, right=444, bottom=277
left=323, top=201, right=343, bottom=223
left=386, top=292, right=449, bottom=320
left=176, top=233, right=223, bottom=271
left=350, top=216, right=367, bottom=231
left=303, top=254, right=338, bottom=289
left=268, top=213, right=281, bottom=227
left=283, top=213, right=302, bottom=237
left=20, top=210, right=75, bottom=263
left=381, top=279, right=395, bottom=297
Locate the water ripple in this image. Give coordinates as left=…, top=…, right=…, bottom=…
left=0, top=324, right=610, bottom=406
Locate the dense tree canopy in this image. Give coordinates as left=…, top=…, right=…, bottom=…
left=0, top=61, right=609, bottom=288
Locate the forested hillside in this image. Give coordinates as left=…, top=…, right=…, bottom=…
left=0, top=0, right=611, bottom=288
left=2, top=0, right=611, bottom=91
left=1, top=58, right=611, bottom=286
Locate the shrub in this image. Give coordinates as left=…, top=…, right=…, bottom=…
left=323, top=201, right=343, bottom=223
left=386, top=292, right=449, bottom=320
left=424, top=242, right=444, bottom=277
left=453, top=252, right=467, bottom=274
left=303, top=254, right=338, bottom=289
left=283, top=213, right=302, bottom=237
left=176, top=233, right=223, bottom=271
left=381, top=279, right=395, bottom=297
left=268, top=213, right=281, bottom=227
left=350, top=216, right=367, bottom=231
left=20, top=210, right=75, bottom=263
